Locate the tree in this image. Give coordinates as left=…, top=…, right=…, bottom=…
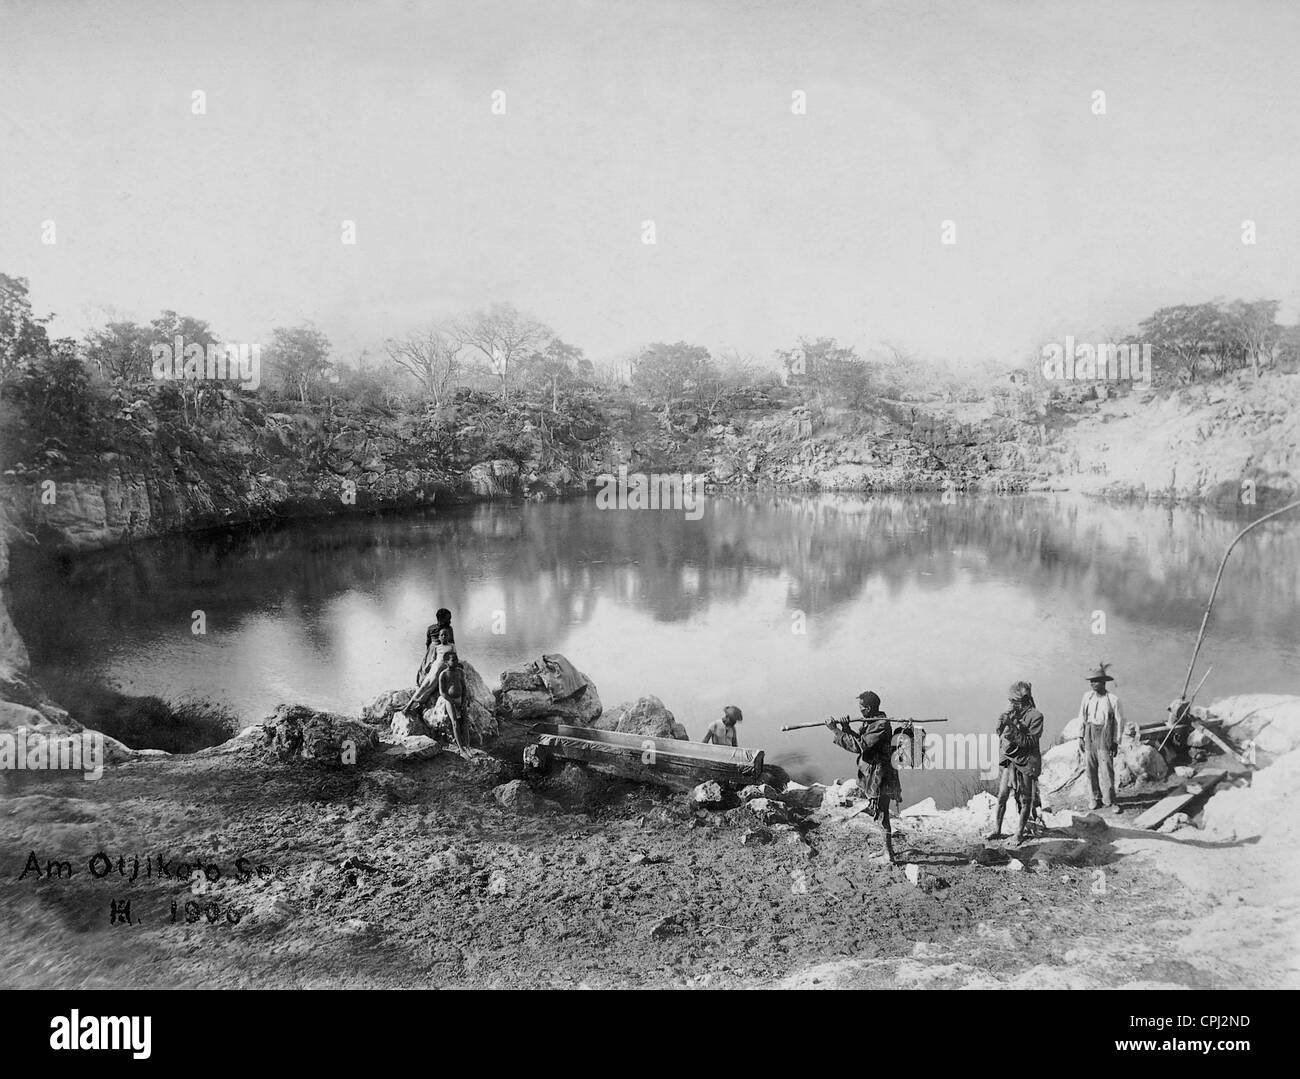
left=0, top=273, right=51, bottom=399
left=265, top=324, right=333, bottom=404
left=385, top=322, right=463, bottom=405
left=150, top=310, right=221, bottom=423
left=777, top=336, right=872, bottom=408
left=458, top=303, right=551, bottom=401
left=85, top=320, right=153, bottom=383
left=1138, top=303, right=1224, bottom=384
left=1225, top=299, right=1281, bottom=379
left=519, top=338, right=586, bottom=411
left=695, top=348, right=758, bottom=418
left=17, top=337, right=94, bottom=435
left=631, top=341, right=715, bottom=413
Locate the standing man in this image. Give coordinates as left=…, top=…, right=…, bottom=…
left=826, top=691, right=904, bottom=864
left=1077, top=662, right=1124, bottom=813
left=702, top=705, right=743, bottom=746
left=987, top=681, right=1044, bottom=845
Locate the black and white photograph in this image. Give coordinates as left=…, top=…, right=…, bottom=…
left=0, top=0, right=1295, bottom=1029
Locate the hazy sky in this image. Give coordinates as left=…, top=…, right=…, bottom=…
left=3, top=0, right=1299, bottom=368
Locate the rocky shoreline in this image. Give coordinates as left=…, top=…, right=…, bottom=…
left=3, top=642, right=1295, bottom=987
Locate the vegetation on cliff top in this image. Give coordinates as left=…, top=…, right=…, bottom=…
left=3, top=270, right=1300, bottom=502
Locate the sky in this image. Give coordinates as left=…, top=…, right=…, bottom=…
left=3, top=0, right=1300, bottom=370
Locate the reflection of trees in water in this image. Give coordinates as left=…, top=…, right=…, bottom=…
left=12, top=495, right=1300, bottom=676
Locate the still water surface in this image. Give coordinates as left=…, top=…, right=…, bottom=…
left=14, top=494, right=1300, bottom=806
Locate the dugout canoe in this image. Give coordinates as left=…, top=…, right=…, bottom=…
left=525, top=722, right=767, bottom=790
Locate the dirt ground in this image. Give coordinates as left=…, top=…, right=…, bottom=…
left=0, top=733, right=1292, bottom=990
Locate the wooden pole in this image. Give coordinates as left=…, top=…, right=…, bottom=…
left=1180, top=500, right=1300, bottom=701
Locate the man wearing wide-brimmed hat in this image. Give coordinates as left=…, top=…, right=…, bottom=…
left=1077, top=663, right=1125, bottom=812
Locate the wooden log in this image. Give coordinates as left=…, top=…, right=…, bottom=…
left=1132, top=770, right=1227, bottom=830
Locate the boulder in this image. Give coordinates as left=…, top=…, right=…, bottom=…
left=390, top=709, right=431, bottom=738
left=1115, top=736, right=1169, bottom=788
left=466, top=459, right=520, bottom=498
left=1070, top=812, right=1109, bottom=833
left=544, top=762, right=608, bottom=807
left=1040, top=741, right=1084, bottom=797
left=1203, top=745, right=1300, bottom=845
left=777, top=783, right=827, bottom=810
left=1158, top=812, right=1191, bottom=834
left=1205, top=694, right=1300, bottom=757
left=738, top=784, right=781, bottom=803
left=361, top=661, right=499, bottom=745
left=691, top=781, right=725, bottom=808
left=821, top=779, right=859, bottom=810
left=265, top=704, right=379, bottom=766
left=745, top=797, right=791, bottom=826
left=493, top=779, right=546, bottom=813
left=496, top=656, right=601, bottom=726
left=380, top=735, right=443, bottom=763
left=595, top=695, right=688, bottom=740
left=361, top=689, right=409, bottom=726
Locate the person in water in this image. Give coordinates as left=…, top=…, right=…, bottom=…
left=987, top=680, right=1044, bottom=846
left=826, top=690, right=903, bottom=864
left=702, top=705, right=743, bottom=746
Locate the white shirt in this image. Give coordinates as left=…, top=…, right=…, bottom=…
left=1078, top=690, right=1123, bottom=728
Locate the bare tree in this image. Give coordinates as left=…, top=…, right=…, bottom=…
left=457, top=302, right=551, bottom=401
left=385, top=322, right=463, bottom=405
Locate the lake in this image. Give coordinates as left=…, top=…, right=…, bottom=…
left=12, top=493, right=1300, bottom=807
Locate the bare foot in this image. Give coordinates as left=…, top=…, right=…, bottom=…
left=985, top=830, right=1004, bottom=841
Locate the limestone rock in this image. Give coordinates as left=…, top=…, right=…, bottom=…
left=1116, top=736, right=1169, bottom=788
left=777, top=783, right=826, bottom=810
left=496, top=656, right=601, bottom=726
left=265, top=704, right=379, bottom=766
left=1071, top=812, right=1109, bottom=833
left=745, top=797, right=791, bottom=826
left=380, top=735, right=443, bottom=763
left=1206, top=695, right=1300, bottom=757
left=595, top=695, right=688, bottom=740
left=544, top=762, right=607, bottom=807
left=1158, top=812, right=1191, bottom=834
left=738, top=783, right=780, bottom=803
left=390, top=708, right=431, bottom=738
left=901, top=797, right=938, bottom=817
left=362, top=660, right=498, bottom=745
left=466, top=459, right=520, bottom=498
left=821, top=779, right=859, bottom=809
left=691, top=781, right=725, bottom=808
left=493, top=779, right=546, bottom=813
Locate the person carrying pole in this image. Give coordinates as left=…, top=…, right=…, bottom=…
left=825, top=690, right=903, bottom=864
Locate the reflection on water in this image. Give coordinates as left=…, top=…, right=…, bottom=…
left=12, top=493, right=1300, bottom=806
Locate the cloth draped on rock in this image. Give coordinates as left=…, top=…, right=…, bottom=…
left=833, top=718, right=902, bottom=820
left=538, top=653, right=587, bottom=701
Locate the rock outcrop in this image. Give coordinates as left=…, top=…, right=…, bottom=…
left=496, top=656, right=602, bottom=725
left=263, top=704, right=380, bottom=766
left=1041, top=723, right=1169, bottom=800
left=594, top=695, right=687, bottom=740
left=361, top=661, right=499, bottom=745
